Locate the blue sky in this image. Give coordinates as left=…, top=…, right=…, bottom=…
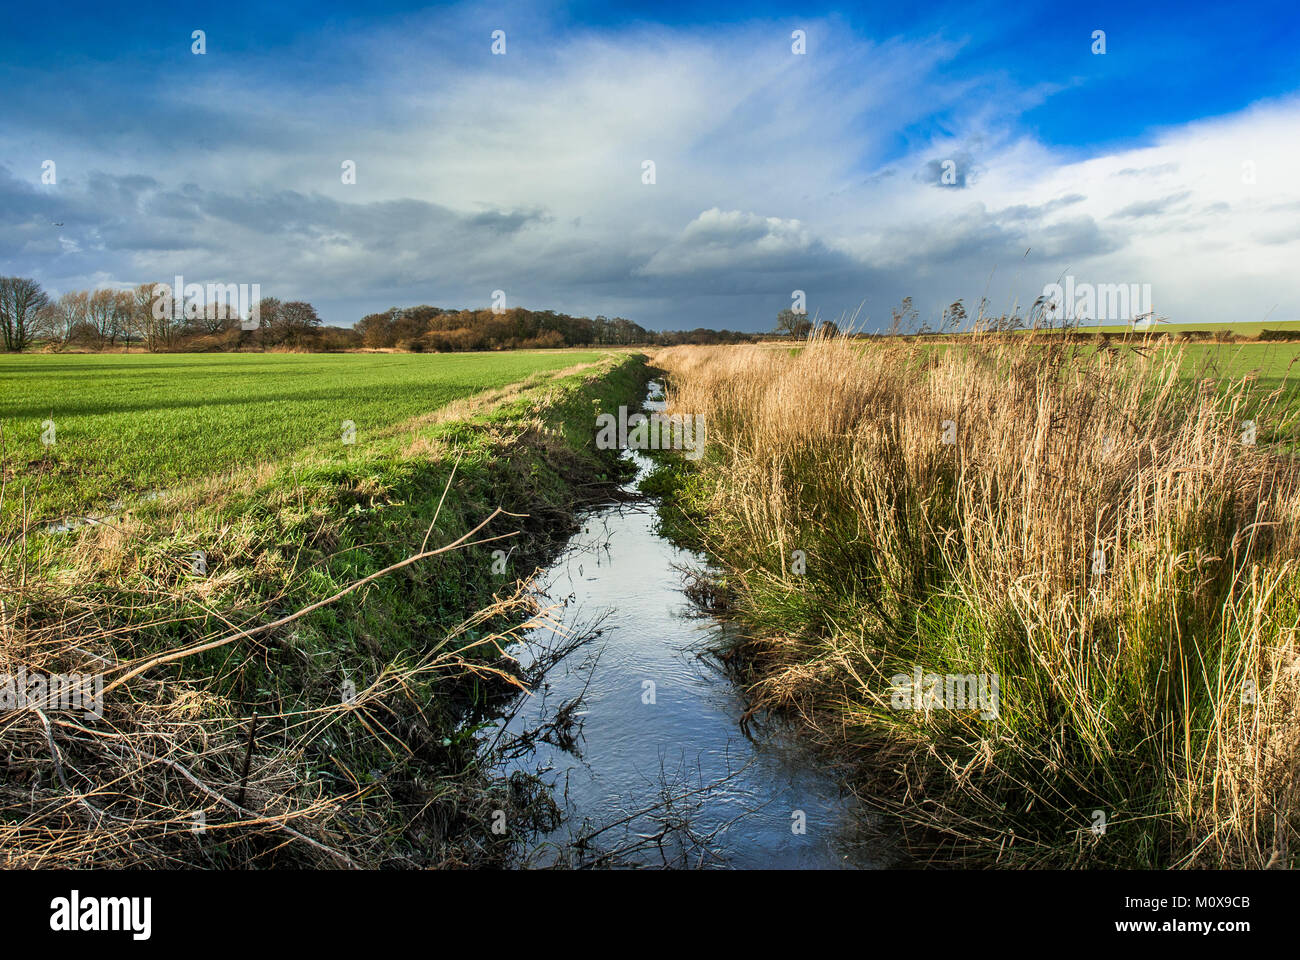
left=2, top=0, right=1298, bottom=330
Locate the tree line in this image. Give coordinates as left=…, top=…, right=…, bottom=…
left=0, top=278, right=340, bottom=352
left=0, top=277, right=762, bottom=352
left=354, top=305, right=757, bottom=350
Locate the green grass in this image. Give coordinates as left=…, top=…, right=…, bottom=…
left=1, top=351, right=650, bottom=867
left=1174, top=340, right=1300, bottom=384
left=1072, top=319, right=1300, bottom=336
left=1114, top=343, right=1300, bottom=449
left=0, top=351, right=601, bottom=522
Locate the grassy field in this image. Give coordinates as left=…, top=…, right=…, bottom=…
left=1070, top=319, right=1300, bottom=337
left=649, top=334, right=1300, bottom=868
left=0, top=351, right=601, bottom=523
left=1178, top=339, right=1300, bottom=376
left=1086, top=342, right=1300, bottom=446
left=0, top=349, right=648, bottom=868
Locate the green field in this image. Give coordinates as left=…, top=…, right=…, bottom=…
left=0, top=350, right=647, bottom=869
left=1065, top=319, right=1300, bottom=337
left=1152, top=343, right=1300, bottom=450
left=1104, top=343, right=1300, bottom=444
left=916, top=340, right=1300, bottom=395
left=1, top=351, right=602, bottom=523
left=5, top=343, right=1296, bottom=526
left=1176, top=340, right=1300, bottom=386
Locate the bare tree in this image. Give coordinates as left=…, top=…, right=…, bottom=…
left=86, top=288, right=123, bottom=346
left=35, top=290, right=89, bottom=345
left=774, top=308, right=812, bottom=338
left=279, top=301, right=322, bottom=346
left=128, top=282, right=175, bottom=351
left=252, top=296, right=281, bottom=349
left=193, top=298, right=239, bottom=336
left=113, top=290, right=135, bottom=347
left=0, top=277, right=51, bottom=351
left=257, top=298, right=320, bottom=347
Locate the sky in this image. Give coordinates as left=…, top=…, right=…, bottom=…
left=2, top=0, right=1299, bottom=332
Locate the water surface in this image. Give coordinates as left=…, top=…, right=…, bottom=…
left=496, top=384, right=892, bottom=868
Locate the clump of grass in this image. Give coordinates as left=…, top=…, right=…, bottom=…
left=652, top=332, right=1300, bottom=867
left=0, top=562, right=552, bottom=869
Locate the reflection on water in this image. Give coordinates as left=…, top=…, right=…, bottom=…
left=494, top=384, right=894, bottom=868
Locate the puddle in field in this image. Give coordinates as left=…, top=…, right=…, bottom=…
left=493, top=383, right=896, bottom=869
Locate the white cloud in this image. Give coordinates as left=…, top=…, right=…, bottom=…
left=638, top=209, right=821, bottom=276
left=1, top=9, right=1297, bottom=329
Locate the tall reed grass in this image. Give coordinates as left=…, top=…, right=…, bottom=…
left=653, top=333, right=1300, bottom=867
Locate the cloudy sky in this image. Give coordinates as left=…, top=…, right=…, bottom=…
left=2, top=0, right=1298, bottom=331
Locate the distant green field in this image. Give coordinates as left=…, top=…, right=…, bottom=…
left=1175, top=343, right=1300, bottom=441
left=1073, top=319, right=1300, bottom=337
left=0, top=351, right=601, bottom=522
left=1176, top=341, right=1300, bottom=383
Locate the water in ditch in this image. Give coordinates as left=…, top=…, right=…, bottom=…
left=493, top=383, right=896, bottom=869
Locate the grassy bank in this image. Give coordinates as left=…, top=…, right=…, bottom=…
left=649, top=335, right=1300, bottom=868
left=0, top=351, right=650, bottom=867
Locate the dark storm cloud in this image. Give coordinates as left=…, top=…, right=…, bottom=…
left=0, top=168, right=558, bottom=300
left=883, top=203, right=1121, bottom=269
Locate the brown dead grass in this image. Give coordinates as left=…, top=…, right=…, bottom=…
left=652, top=332, right=1300, bottom=867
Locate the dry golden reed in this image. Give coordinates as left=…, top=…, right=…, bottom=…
left=654, top=332, right=1300, bottom=867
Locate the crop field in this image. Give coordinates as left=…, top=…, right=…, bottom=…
left=0, top=350, right=602, bottom=523
left=1074, top=319, right=1300, bottom=337
left=1175, top=340, right=1300, bottom=382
